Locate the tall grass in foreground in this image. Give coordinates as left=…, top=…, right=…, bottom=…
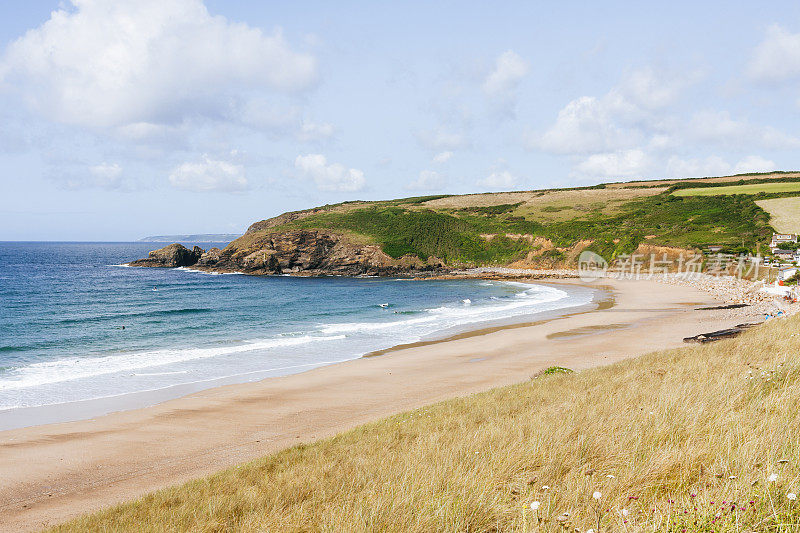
left=54, top=316, right=800, bottom=532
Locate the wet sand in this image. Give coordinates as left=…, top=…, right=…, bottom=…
left=0, top=278, right=763, bottom=531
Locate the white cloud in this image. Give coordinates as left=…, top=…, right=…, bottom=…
left=483, top=50, right=529, bottom=96
left=169, top=155, right=248, bottom=192
left=733, top=155, right=775, bottom=174
left=748, top=24, right=800, bottom=83
left=477, top=170, right=517, bottom=190
left=687, top=110, right=800, bottom=149
left=416, top=127, right=469, bottom=150
left=0, top=0, right=317, bottom=129
left=665, top=155, right=731, bottom=178
left=666, top=154, right=775, bottom=178
left=533, top=96, right=635, bottom=154
left=618, top=67, right=699, bottom=109
left=531, top=67, right=698, bottom=155
left=574, top=149, right=652, bottom=178
left=432, top=151, right=453, bottom=164
left=406, top=170, right=446, bottom=191
left=296, top=120, right=335, bottom=142
left=294, top=154, right=365, bottom=192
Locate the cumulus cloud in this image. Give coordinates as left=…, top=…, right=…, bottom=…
left=733, top=155, right=775, bottom=174
left=406, top=170, right=446, bottom=191
left=666, top=155, right=774, bottom=178
left=483, top=50, right=529, bottom=96
left=748, top=24, right=800, bottom=83
left=532, top=95, right=635, bottom=154
left=477, top=170, right=517, bottom=190
left=687, top=110, right=800, bottom=149
left=0, top=0, right=317, bottom=129
left=618, top=66, right=699, bottom=110
left=665, top=155, right=731, bottom=178
left=530, top=67, right=698, bottom=155
left=169, top=155, right=248, bottom=192
left=533, top=66, right=792, bottom=181
left=574, top=149, right=652, bottom=179
left=294, top=154, right=365, bottom=192
left=432, top=151, right=453, bottom=164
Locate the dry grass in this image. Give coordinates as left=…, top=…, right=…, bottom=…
left=53, top=316, right=800, bottom=532
left=756, top=197, right=800, bottom=234
left=420, top=188, right=665, bottom=223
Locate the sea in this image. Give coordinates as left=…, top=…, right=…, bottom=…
left=0, top=242, right=596, bottom=427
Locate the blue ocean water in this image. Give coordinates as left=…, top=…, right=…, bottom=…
left=0, top=242, right=594, bottom=413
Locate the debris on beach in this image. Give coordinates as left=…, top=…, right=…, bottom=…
left=683, top=323, right=760, bottom=343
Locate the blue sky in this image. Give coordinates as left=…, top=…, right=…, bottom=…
left=2, top=1, right=800, bottom=240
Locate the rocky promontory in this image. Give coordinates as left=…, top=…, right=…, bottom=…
left=127, top=230, right=446, bottom=277
left=128, top=243, right=205, bottom=268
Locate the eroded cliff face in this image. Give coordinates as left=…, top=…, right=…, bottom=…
left=129, top=230, right=446, bottom=277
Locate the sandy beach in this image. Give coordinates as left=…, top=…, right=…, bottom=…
left=0, top=278, right=771, bottom=531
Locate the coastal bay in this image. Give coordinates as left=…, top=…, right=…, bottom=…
left=0, top=277, right=763, bottom=531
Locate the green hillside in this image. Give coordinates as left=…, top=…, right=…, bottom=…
left=244, top=183, right=779, bottom=266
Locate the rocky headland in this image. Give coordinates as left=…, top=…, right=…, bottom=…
left=128, top=243, right=205, bottom=268
left=128, top=229, right=446, bottom=277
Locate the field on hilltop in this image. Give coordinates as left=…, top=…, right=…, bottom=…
left=604, top=171, right=800, bottom=189
left=672, top=182, right=800, bottom=197
left=756, top=197, right=800, bottom=234
left=53, top=315, right=800, bottom=532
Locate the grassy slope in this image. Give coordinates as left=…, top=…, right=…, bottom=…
left=268, top=192, right=773, bottom=264
left=54, top=315, right=800, bottom=532
left=223, top=175, right=800, bottom=268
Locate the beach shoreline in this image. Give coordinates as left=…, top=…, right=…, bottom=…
left=0, top=279, right=597, bottom=432
left=0, top=276, right=782, bottom=531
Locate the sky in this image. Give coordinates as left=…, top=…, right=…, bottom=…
left=2, top=1, right=800, bottom=240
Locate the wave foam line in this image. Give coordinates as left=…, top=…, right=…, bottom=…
left=318, top=283, right=574, bottom=335
left=0, top=334, right=346, bottom=391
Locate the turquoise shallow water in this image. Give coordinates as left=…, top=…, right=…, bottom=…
left=0, top=242, right=594, bottom=412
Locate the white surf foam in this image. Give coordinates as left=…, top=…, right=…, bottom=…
left=0, top=334, right=345, bottom=391
left=318, top=283, right=575, bottom=336
left=174, top=267, right=244, bottom=276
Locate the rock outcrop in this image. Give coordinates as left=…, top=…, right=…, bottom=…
left=129, top=231, right=446, bottom=277
left=128, top=243, right=204, bottom=268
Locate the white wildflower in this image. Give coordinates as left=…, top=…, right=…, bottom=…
left=622, top=508, right=629, bottom=517
left=769, top=473, right=779, bottom=482
left=593, top=491, right=602, bottom=500
left=530, top=501, right=541, bottom=511
left=788, top=492, right=797, bottom=501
